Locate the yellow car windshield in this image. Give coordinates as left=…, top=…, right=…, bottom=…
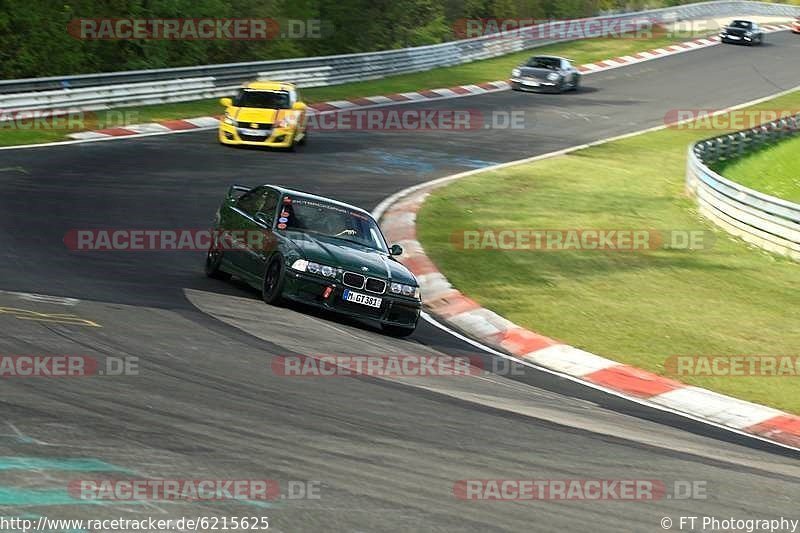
left=235, top=89, right=290, bottom=109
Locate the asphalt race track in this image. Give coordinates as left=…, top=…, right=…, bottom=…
left=0, top=32, right=799, bottom=532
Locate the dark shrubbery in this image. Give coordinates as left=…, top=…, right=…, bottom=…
left=0, top=0, right=700, bottom=79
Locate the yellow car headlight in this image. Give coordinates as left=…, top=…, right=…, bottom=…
left=223, top=113, right=236, bottom=125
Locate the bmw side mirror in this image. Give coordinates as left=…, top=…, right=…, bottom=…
left=390, top=244, right=403, bottom=256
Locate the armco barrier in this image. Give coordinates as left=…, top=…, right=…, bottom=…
left=0, top=0, right=797, bottom=117
left=2, top=78, right=224, bottom=114
left=686, top=115, right=800, bottom=261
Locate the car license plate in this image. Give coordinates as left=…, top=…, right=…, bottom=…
left=239, top=128, right=268, bottom=136
left=522, top=80, right=540, bottom=86
left=729, top=35, right=740, bottom=39
left=343, top=289, right=382, bottom=308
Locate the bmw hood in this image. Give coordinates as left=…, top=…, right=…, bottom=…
left=286, top=232, right=417, bottom=285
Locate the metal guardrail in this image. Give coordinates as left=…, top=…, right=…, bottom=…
left=2, top=78, right=226, bottom=114
left=0, top=0, right=797, bottom=116
left=686, top=115, right=800, bottom=261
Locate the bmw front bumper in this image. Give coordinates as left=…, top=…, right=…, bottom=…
left=283, top=270, right=421, bottom=328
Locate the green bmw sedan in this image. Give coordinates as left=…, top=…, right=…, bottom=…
left=205, top=184, right=421, bottom=336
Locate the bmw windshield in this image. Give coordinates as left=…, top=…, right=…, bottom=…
left=277, top=196, right=388, bottom=252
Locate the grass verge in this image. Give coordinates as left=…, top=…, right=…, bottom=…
left=416, top=91, right=800, bottom=414
left=714, top=136, right=800, bottom=203
left=0, top=33, right=707, bottom=147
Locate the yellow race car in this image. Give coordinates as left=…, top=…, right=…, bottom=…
left=218, top=81, right=308, bottom=150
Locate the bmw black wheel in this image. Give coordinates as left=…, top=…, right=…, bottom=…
left=262, top=257, right=286, bottom=305
left=205, top=246, right=231, bottom=281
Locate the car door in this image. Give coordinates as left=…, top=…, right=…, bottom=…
left=226, top=186, right=269, bottom=279
left=245, top=188, right=280, bottom=279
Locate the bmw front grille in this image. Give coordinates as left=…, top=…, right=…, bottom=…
left=343, top=272, right=387, bottom=294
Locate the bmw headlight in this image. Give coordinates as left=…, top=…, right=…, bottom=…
left=546, top=72, right=560, bottom=81
left=223, top=113, right=236, bottom=126
left=512, top=68, right=521, bottom=77
left=390, top=282, right=420, bottom=299
left=294, top=260, right=337, bottom=278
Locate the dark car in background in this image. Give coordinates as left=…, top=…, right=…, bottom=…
left=205, top=185, right=421, bottom=336
left=510, top=55, right=581, bottom=93
left=720, top=20, right=764, bottom=45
